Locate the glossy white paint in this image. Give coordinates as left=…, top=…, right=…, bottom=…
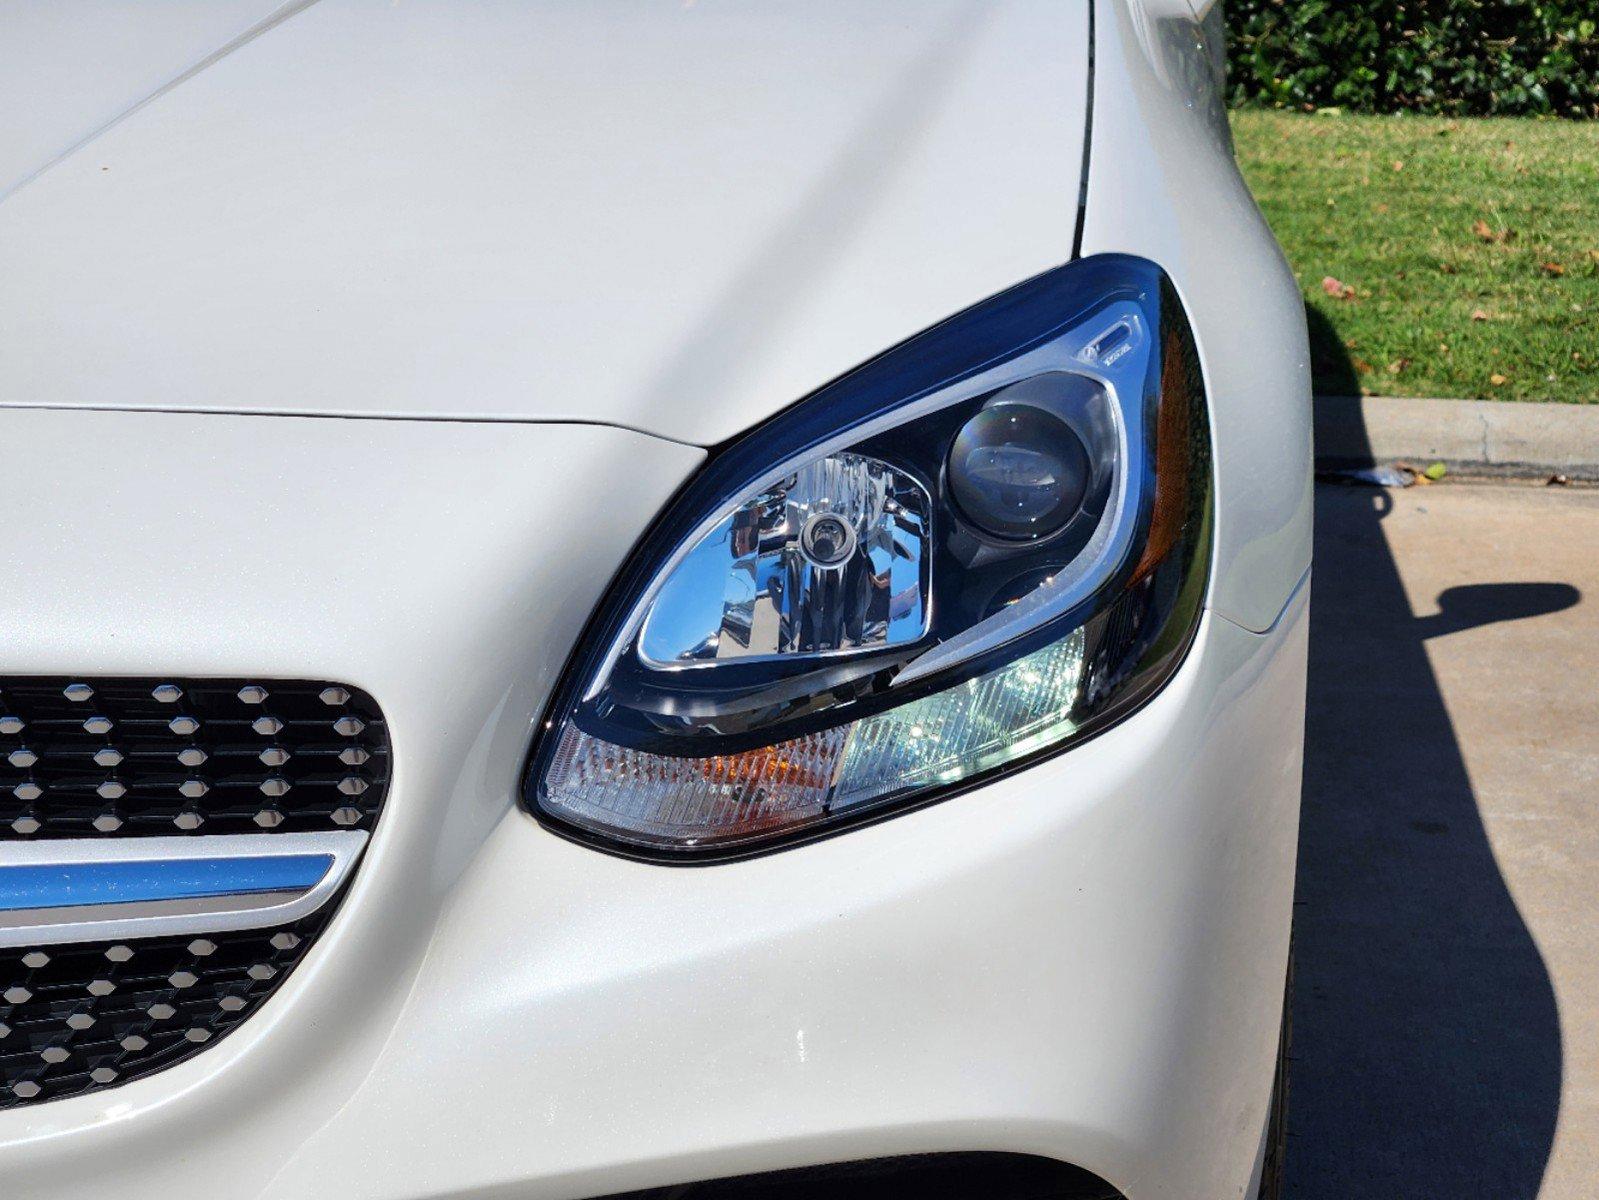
left=1080, top=0, right=1315, bottom=635
left=0, top=3, right=1309, bottom=1198
left=0, top=0, right=290, bottom=197
left=0, top=0, right=1087, bottom=446
left=0, top=404, right=1305, bottom=1199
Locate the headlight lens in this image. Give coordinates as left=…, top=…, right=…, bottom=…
left=947, top=390, right=1093, bottom=541
left=526, top=254, right=1212, bottom=860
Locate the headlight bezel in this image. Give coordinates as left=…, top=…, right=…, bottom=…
left=523, top=254, right=1213, bottom=863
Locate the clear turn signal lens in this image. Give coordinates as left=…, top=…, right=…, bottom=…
left=544, top=628, right=1085, bottom=851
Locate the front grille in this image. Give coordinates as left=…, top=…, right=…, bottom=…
left=0, top=908, right=328, bottom=1110
left=0, top=675, right=390, bottom=1110
left=0, top=678, right=390, bottom=839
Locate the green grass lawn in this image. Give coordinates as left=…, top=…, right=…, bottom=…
left=1231, top=109, right=1599, bottom=402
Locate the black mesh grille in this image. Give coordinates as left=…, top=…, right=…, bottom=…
left=0, top=678, right=389, bottom=839
left=0, top=676, right=388, bottom=1108
left=1, top=907, right=330, bottom=1109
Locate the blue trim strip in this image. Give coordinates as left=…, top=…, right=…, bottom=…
left=0, top=854, right=334, bottom=913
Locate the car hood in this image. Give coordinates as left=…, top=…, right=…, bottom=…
left=0, top=1, right=1087, bottom=447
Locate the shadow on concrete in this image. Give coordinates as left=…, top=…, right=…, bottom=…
left=1288, top=344, right=1566, bottom=1196
left=1416, top=583, right=1579, bottom=641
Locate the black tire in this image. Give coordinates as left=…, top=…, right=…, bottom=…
left=1257, top=940, right=1293, bottom=1200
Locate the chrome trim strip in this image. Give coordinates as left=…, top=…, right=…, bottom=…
left=0, top=854, right=333, bottom=913
left=0, top=831, right=367, bottom=948
left=0, top=890, right=303, bottom=929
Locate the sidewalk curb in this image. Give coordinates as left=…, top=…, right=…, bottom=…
left=1314, top=395, right=1599, bottom=480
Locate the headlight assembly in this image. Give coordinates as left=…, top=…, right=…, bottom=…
left=525, top=254, right=1211, bottom=860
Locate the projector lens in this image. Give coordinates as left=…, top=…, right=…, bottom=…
left=947, top=404, right=1090, bottom=540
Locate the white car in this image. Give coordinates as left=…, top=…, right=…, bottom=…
left=0, top=2, right=1310, bottom=1198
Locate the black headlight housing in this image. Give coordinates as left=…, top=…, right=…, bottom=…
left=525, top=254, right=1211, bottom=861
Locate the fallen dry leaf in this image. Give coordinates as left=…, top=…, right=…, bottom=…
left=1321, top=275, right=1356, bottom=300
left=1471, top=308, right=1490, bottom=321
left=1472, top=219, right=1514, bottom=244
left=1386, top=358, right=1412, bottom=375
left=1490, top=373, right=1508, bottom=386
left=1392, top=159, right=1405, bottom=172
left=1439, top=262, right=1458, bottom=274
left=1541, top=261, right=1567, bottom=277
left=1353, top=357, right=1374, bottom=374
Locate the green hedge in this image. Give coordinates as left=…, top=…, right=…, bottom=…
left=1226, top=1, right=1599, bottom=117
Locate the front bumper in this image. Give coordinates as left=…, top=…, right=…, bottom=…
left=0, top=408, right=1305, bottom=1200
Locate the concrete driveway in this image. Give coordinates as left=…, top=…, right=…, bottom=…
left=1290, top=480, right=1599, bottom=1198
